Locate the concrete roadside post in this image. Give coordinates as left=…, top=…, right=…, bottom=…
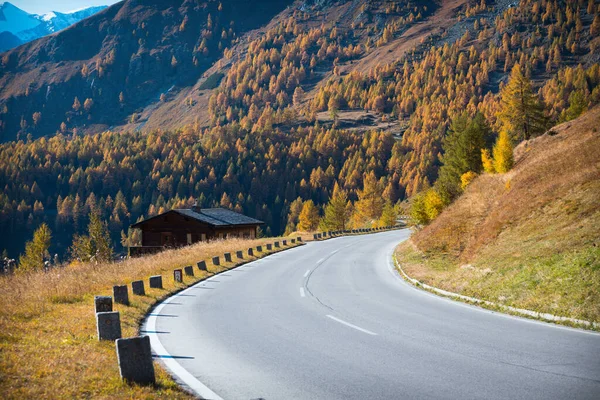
left=282, top=240, right=287, bottom=246
left=274, top=241, right=280, bottom=248
left=291, top=238, right=296, bottom=244
left=131, top=280, right=145, bottom=296
left=224, top=253, right=232, bottom=262
left=248, top=247, right=254, bottom=256
left=96, top=311, right=121, bottom=341
left=184, top=265, right=194, bottom=276
left=297, top=236, right=302, bottom=242
left=115, top=336, right=155, bottom=385
left=197, top=260, right=207, bottom=271
left=236, top=250, right=243, bottom=259
left=256, top=245, right=263, bottom=252
left=149, top=275, right=163, bottom=289
left=266, top=243, right=272, bottom=250
left=113, top=285, right=129, bottom=306
left=212, top=256, right=220, bottom=266
left=94, top=296, right=112, bottom=313
left=173, top=269, right=183, bottom=283
left=313, top=233, right=318, bottom=240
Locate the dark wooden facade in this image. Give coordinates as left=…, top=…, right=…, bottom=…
left=129, top=207, right=263, bottom=256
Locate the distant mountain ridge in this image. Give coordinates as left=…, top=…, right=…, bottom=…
left=0, top=2, right=107, bottom=52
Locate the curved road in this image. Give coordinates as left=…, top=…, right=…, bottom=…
left=143, top=230, right=600, bottom=399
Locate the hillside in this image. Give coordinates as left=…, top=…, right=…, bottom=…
left=396, top=106, right=600, bottom=323
left=1, top=0, right=600, bottom=259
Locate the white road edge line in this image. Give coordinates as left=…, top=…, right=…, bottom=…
left=146, top=291, right=224, bottom=400
left=326, top=315, right=377, bottom=336
left=303, top=270, right=310, bottom=278
left=316, top=258, right=324, bottom=264
left=300, top=287, right=306, bottom=297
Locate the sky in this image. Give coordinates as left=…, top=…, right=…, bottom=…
left=11, top=0, right=121, bottom=15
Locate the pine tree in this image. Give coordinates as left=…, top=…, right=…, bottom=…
left=378, top=201, right=397, bottom=227
left=497, top=64, right=547, bottom=141
left=321, top=182, right=351, bottom=230
left=492, top=129, right=514, bottom=173
left=354, top=171, right=384, bottom=225
left=435, top=112, right=489, bottom=203
left=18, top=223, right=51, bottom=273
left=297, top=200, right=320, bottom=231
left=70, top=212, right=113, bottom=263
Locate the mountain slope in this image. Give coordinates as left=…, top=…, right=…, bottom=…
left=396, top=106, right=600, bottom=323
left=0, top=2, right=107, bottom=52
left=0, top=0, right=294, bottom=142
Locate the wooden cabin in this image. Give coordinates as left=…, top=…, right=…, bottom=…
left=128, top=206, right=263, bottom=256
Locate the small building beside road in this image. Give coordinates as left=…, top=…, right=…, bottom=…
left=128, top=206, right=263, bottom=256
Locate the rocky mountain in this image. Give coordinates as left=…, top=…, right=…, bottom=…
left=0, top=2, right=107, bottom=52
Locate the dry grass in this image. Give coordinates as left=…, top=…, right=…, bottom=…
left=397, top=107, right=600, bottom=324
left=0, top=237, right=300, bottom=399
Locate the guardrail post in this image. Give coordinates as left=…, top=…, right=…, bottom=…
left=132, top=280, right=145, bottom=296
left=197, top=260, right=207, bottom=271
left=149, top=275, right=163, bottom=289
left=224, top=253, right=232, bottom=262
left=184, top=265, right=194, bottom=276
left=282, top=240, right=287, bottom=246
left=291, top=238, right=295, bottom=243
left=173, top=269, right=183, bottom=283
left=274, top=241, right=280, bottom=248
left=94, top=296, right=112, bottom=313
left=96, top=311, right=121, bottom=341
left=212, top=256, right=220, bottom=266
left=297, top=236, right=302, bottom=242
left=256, top=245, right=262, bottom=252
left=113, top=285, right=129, bottom=306
left=115, top=336, right=155, bottom=385
left=266, top=244, right=272, bottom=250
left=248, top=248, right=254, bottom=256
left=236, top=250, right=243, bottom=259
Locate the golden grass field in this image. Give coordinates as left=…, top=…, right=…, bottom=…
left=396, top=107, right=600, bottom=326
left=0, top=236, right=302, bottom=399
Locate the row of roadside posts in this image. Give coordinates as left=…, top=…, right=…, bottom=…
left=93, top=236, right=303, bottom=385
left=312, top=226, right=394, bottom=240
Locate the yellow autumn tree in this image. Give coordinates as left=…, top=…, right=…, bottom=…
left=297, top=200, right=320, bottom=231
left=492, top=130, right=514, bottom=173
left=354, top=171, right=384, bottom=226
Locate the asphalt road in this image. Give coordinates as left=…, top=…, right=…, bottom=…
left=143, top=230, right=600, bottom=400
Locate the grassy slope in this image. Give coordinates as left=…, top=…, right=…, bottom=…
left=396, top=107, right=600, bottom=324
left=0, top=237, right=301, bottom=399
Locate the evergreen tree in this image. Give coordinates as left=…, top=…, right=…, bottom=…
left=18, top=223, right=51, bottom=273
left=497, top=64, right=547, bottom=141
left=492, top=130, right=514, bottom=173
left=297, top=200, right=320, bottom=231
left=435, top=112, right=490, bottom=203
left=321, top=182, right=351, bottom=230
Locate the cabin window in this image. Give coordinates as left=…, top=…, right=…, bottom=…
left=187, top=233, right=192, bottom=245
left=201, top=233, right=206, bottom=241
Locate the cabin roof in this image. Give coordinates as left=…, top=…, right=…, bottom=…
left=130, top=207, right=263, bottom=229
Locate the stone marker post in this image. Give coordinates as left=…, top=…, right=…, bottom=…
left=184, top=265, right=194, bottom=276
left=236, top=250, right=243, bottom=259
left=248, top=248, right=254, bottom=256
left=256, top=245, right=262, bottom=252
left=113, top=285, right=129, bottom=306
left=212, top=256, right=220, bottom=266
left=224, top=253, right=232, bottom=262
left=149, top=275, right=163, bottom=289
left=313, top=233, right=318, bottom=240
left=173, top=269, right=183, bottom=283
left=197, top=260, right=207, bottom=271
left=266, top=243, right=272, bottom=250
left=96, top=311, right=121, bottom=341
left=132, top=280, right=145, bottom=296
left=116, top=336, right=155, bottom=385
left=282, top=240, right=287, bottom=246
left=274, top=241, right=280, bottom=248
left=291, top=239, right=295, bottom=244
left=95, top=296, right=113, bottom=313
left=297, top=236, right=302, bottom=242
